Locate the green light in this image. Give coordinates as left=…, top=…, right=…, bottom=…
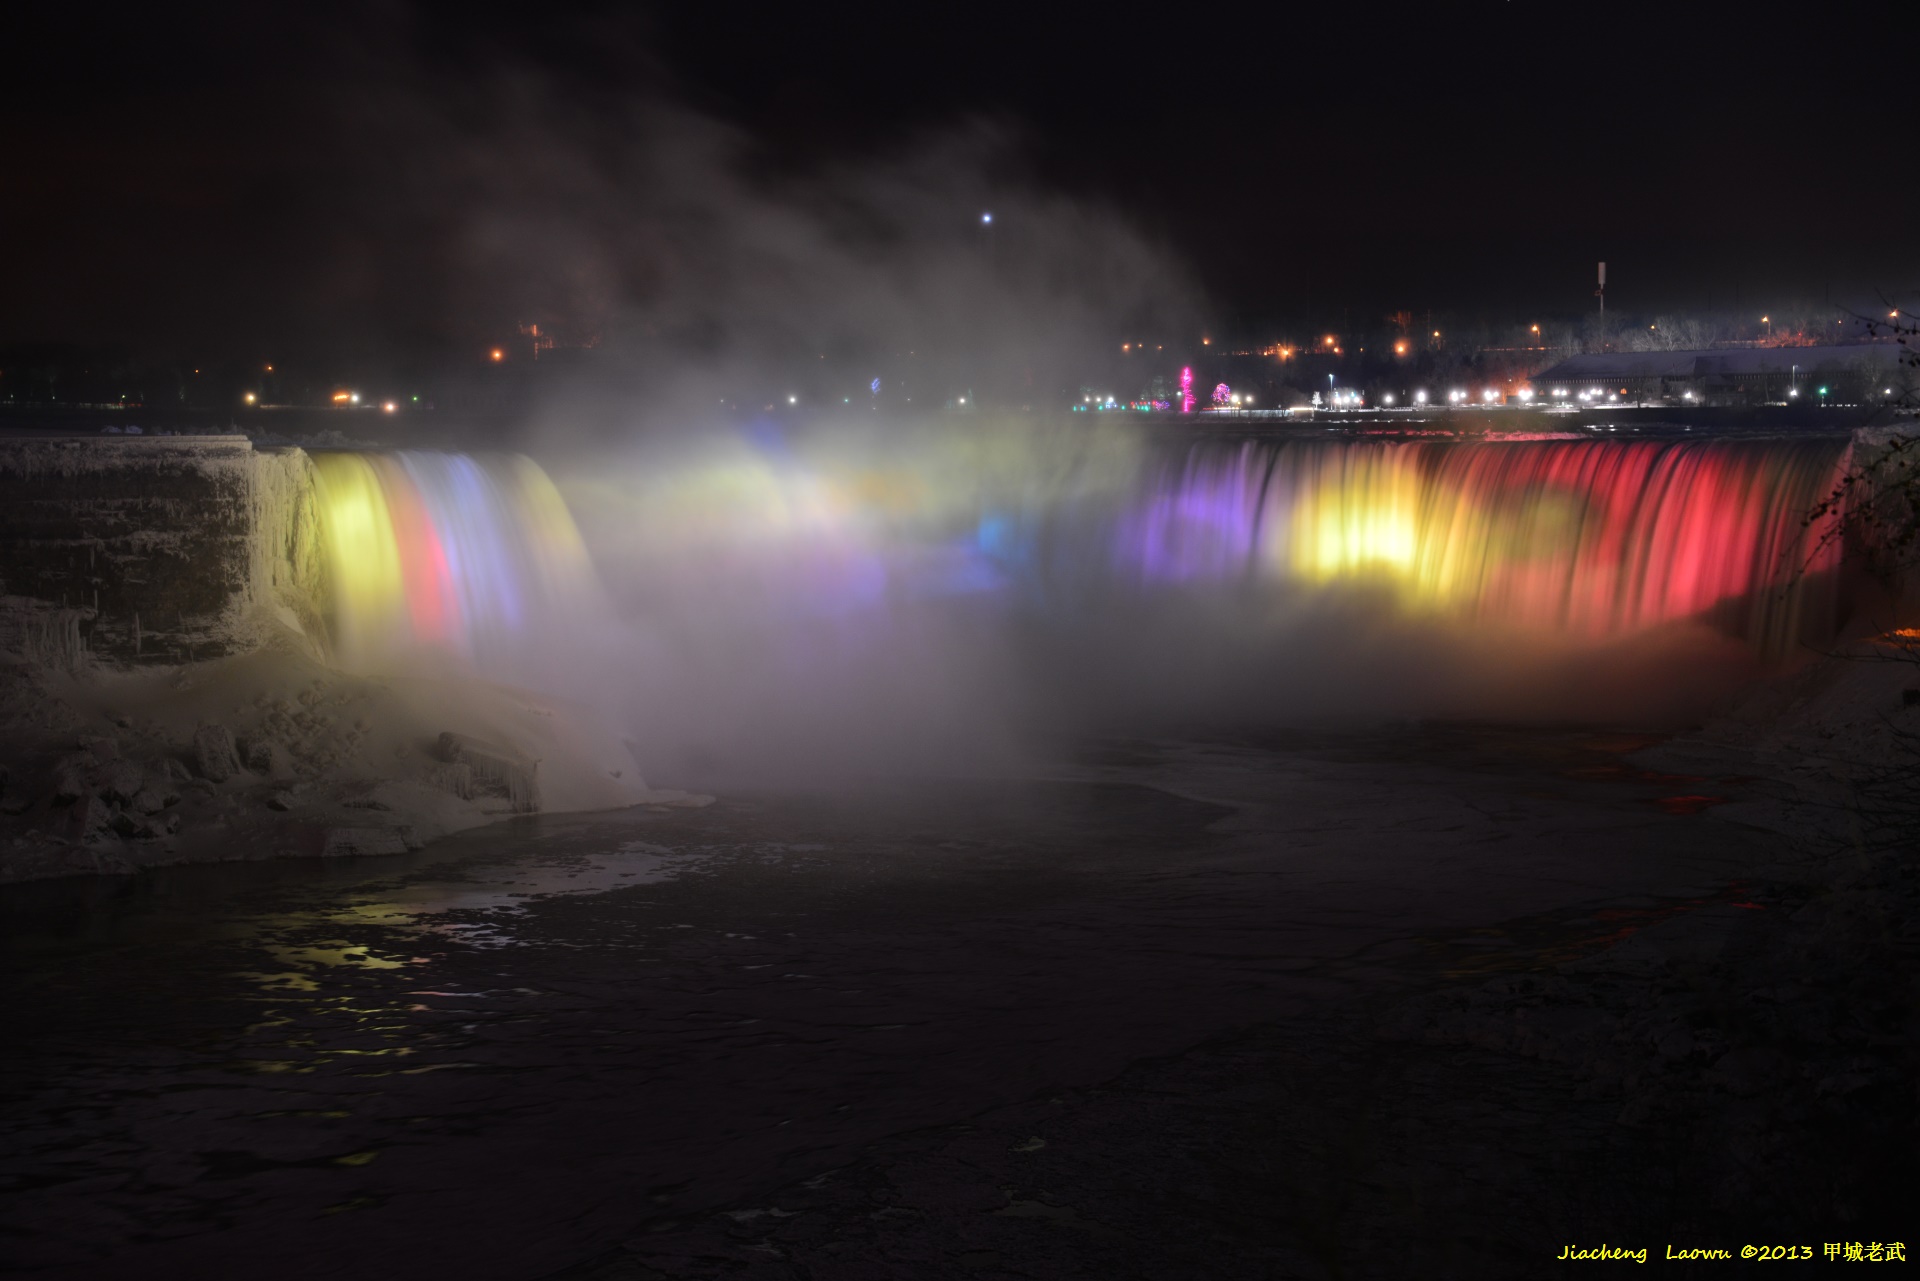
left=1818, top=386, right=1828, bottom=396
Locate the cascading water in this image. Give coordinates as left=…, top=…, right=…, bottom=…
left=304, top=435, right=1854, bottom=672
left=309, top=451, right=599, bottom=680
left=281, top=431, right=1860, bottom=779
left=1109, top=437, right=1850, bottom=655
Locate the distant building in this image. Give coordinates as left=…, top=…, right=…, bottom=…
left=1530, top=344, right=1901, bottom=406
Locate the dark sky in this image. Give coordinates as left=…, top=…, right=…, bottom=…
left=4, top=0, right=1913, bottom=367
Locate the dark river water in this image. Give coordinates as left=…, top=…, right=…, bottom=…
left=1, top=729, right=1780, bottom=1279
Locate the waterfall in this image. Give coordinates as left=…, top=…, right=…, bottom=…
left=1110, top=437, right=1850, bottom=654
left=309, top=452, right=598, bottom=677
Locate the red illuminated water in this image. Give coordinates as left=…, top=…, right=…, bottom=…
left=1115, top=437, right=1849, bottom=652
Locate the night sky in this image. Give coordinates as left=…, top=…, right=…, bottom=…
left=4, top=1, right=1912, bottom=368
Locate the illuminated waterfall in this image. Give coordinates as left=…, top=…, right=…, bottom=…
left=310, top=452, right=597, bottom=673
left=1111, top=438, right=1849, bottom=653
left=306, top=436, right=1853, bottom=691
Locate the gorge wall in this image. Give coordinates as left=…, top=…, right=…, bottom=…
left=0, top=436, right=323, bottom=668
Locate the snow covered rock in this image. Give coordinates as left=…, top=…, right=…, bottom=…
left=241, top=737, right=285, bottom=775
left=98, top=758, right=144, bottom=805
left=436, top=731, right=540, bottom=812
left=130, top=786, right=172, bottom=815
left=193, top=724, right=244, bottom=781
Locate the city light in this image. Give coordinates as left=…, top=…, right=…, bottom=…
left=787, top=394, right=797, bottom=404
left=490, top=349, right=504, bottom=362
left=383, top=401, right=397, bottom=413
left=1517, top=388, right=1534, bottom=402
left=981, top=212, right=993, bottom=225
left=331, top=391, right=352, bottom=403
left=1482, top=388, right=1499, bottom=403
left=1414, top=390, right=1428, bottom=404
left=1382, top=394, right=1395, bottom=405
left=243, top=392, right=256, bottom=404
left=1394, top=341, right=1408, bottom=356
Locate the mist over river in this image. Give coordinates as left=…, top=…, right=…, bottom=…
left=3, top=414, right=1904, bottom=1280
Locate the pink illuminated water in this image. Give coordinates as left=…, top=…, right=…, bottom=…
left=1111, top=437, right=1849, bottom=653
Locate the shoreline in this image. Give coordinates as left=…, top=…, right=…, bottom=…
left=0, top=623, right=708, bottom=887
